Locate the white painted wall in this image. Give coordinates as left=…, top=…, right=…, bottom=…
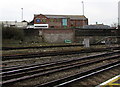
left=0, top=21, right=27, bottom=28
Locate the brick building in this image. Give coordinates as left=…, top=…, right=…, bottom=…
left=33, top=14, right=88, bottom=29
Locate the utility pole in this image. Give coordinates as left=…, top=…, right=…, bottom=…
left=81, top=1, right=90, bottom=48
left=21, top=8, right=23, bottom=21
left=118, top=18, right=119, bottom=29
left=82, top=1, right=84, bottom=28
left=82, top=1, right=84, bottom=16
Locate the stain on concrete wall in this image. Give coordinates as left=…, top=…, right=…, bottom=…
left=42, top=29, right=74, bottom=43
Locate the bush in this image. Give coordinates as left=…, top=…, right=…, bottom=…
left=2, top=27, right=24, bottom=40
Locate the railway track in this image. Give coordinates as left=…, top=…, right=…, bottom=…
left=2, top=46, right=120, bottom=60
left=2, top=43, right=106, bottom=50
left=46, top=62, right=120, bottom=87
left=2, top=50, right=120, bottom=70
left=1, top=51, right=120, bottom=87
left=65, top=64, right=119, bottom=87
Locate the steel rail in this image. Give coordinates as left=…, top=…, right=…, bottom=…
left=2, top=44, right=83, bottom=50
left=2, top=54, right=120, bottom=86
left=54, top=63, right=120, bottom=87
left=2, top=43, right=107, bottom=50
left=3, top=54, right=120, bottom=81
left=35, top=62, right=120, bottom=87
left=2, top=51, right=119, bottom=74
left=2, top=46, right=120, bottom=60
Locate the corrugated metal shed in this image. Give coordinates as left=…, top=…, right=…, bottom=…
left=83, top=24, right=112, bottom=29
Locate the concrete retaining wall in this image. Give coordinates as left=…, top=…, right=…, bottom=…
left=42, top=29, right=75, bottom=43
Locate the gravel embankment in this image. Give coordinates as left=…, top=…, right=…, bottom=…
left=3, top=52, right=106, bottom=67
left=67, top=65, right=119, bottom=87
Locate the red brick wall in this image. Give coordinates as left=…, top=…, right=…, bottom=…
left=48, top=18, right=62, bottom=28
left=34, top=14, right=48, bottom=24
left=42, top=29, right=75, bottom=43
left=70, top=19, right=88, bottom=28
left=34, top=15, right=71, bottom=28
left=34, top=14, right=88, bottom=28
left=43, top=29, right=74, bottom=34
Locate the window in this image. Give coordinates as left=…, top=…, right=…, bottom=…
left=57, top=19, right=60, bottom=22
left=62, top=19, right=67, bottom=26
left=50, top=26, right=54, bottom=28
left=36, top=19, right=41, bottom=23
left=50, top=19, right=54, bottom=22
left=76, top=22, right=81, bottom=26
left=42, top=19, right=46, bottom=23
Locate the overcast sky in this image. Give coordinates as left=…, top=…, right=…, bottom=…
left=0, top=0, right=119, bottom=26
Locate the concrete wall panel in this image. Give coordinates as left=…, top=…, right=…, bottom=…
left=43, top=29, right=74, bottom=43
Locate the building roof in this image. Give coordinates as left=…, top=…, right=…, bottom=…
left=34, top=14, right=87, bottom=20
left=83, top=24, right=112, bottom=29
left=45, top=15, right=67, bottom=19
left=64, top=15, right=87, bottom=20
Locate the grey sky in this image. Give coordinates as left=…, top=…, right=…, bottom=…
left=0, top=0, right=119, bottom=26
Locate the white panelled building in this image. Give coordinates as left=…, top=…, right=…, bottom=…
left=0, top=21, right=28, bottom=28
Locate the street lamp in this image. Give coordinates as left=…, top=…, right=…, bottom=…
left=82, top=1, right=84, bottom=27
left=21, top=8, right=23, bottom=21
left=82, top=1, right=84, bottom=16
